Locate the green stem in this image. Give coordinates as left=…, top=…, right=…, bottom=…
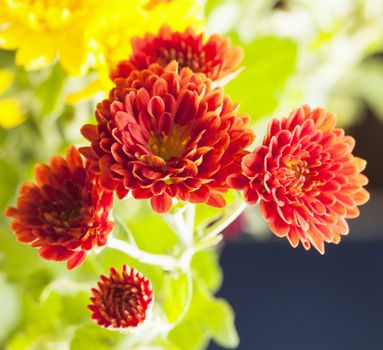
left=163, top=203, right=195, bottom=247
left=113, top=213, right=139, bottom=248
left=107, top=237, right=178, bottom=271
left=163, top=204, right=196, bottom=327
left=203, top=200, right=247, bottom=239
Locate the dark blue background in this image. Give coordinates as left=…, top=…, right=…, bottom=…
left=208, top=240, right=383, bottom=350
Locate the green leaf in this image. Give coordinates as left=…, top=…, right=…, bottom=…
left=205, top=0, right=224, bottom=16
left=163, top=272, right=189, bottom=323
left=23, top=292, right=62, bottom=335
left=189, top=284, right=239, bottom=348
left=0, top=274, right=20, bottom=343
left=60, top=291, right=91, bottom=326
left=168, top=321, right=210, bottom=350
left=70, top=324, right=122, bottom=350
left=0, top=225, right=46, bottom=283
left=0, top=158, right=20, bottom=211
left=206, top=299, right=239, bottom=348
left=35, top=63, right=67, bottom=117
left=191, top=250, right=222, bottom=293
left=225, top=36, right=297, bottom=122
left=22, top=268, right=53, bottom=301
left=170, top=281, right=239, bottom=349
left=114, top=199, right=178, bottom=255
left=0, top=50, right=15, bottom=69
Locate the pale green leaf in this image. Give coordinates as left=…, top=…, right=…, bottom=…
left=60, top=291, right=91, bottom=326
left=114, top=199, right=178, bottom=255
left=0, top=275, right=20, bottom=343
left=163, top=272, right=189, bottom=323
left=168, top=321, right=210, bottom=350
left=0, top=50, right=15, bottom=69
left=170, top=280, right=239, bottom=349
left=206, top=299, right=239, bottom=348
left=70, top=324, right=122, bottom=350
left=225, top=36, right=297, bottom=122
left=191, top=250, right=222, bottom=293
left=35, top=63, right=67, bottom=117
left=0, top=159, right=19, bottom=210
left=22, top=268, right=53, bottom=301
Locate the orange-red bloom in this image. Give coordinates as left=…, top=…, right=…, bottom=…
left=81, top=62, right=254, bottom=213
left=5, top=146, right=114, bottom=269
left=110, top=25, right=243, bottom=82
left=89, top=265, right=153, bottom=329
left=228, top=105, right=369, bottom=253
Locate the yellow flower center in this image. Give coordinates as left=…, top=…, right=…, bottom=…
left=275, top=158, right=309, bottom=195
left=149, top=125, right=190, bottom=160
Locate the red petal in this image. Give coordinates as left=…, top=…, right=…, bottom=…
left=227, top=174, right=249, bottom=190
left=39, top=245, right=74, bottom=262
left=269, top=215, right=290, bottom=237
left=243, top=187, right=259, bottom=204
left=34, top=163, right=51, bottom=187
left=79, top=146, right=99, bottom=161
left=66, top=145, right=83, bottom=170
left=67, top=251, right=87, bottom=270
left=189, top=186, right=210, bottom=204
left=150, top=192, right=173, bottom=213
left=148, top=96, right=165, bottom=119
left=5, top=207, right=17, bottom=217
left=306, top=228, right=325, bottom=255
left=207, top=193, right=226, bottom=208
left=81, top=124, right=99, bottom=141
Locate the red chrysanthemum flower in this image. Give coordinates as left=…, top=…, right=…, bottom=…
left=110, top=25, right=243, bottom=82
left=89, top=265, right=153, bottom=329
left=80, top=62, right=254, bottom=213
left=5, top=146, right=114, bottom=269
left=228, top=105, right=370, bottom=253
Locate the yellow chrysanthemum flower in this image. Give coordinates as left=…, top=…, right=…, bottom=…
left=0, top=69, right=25, bottom=128
left=0, top=0, right=105, bottom=75
left=66, top=0, right=204, bottom=102
left=0, top=0, right=204, bottom=78
left=92, top=0, right=204, bottom=70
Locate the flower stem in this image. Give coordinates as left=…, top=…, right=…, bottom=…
left=113, top=213, right=139, bottom=248
left=163, top=203, right=195, bottom=247
left=203, top=200, right=247, bottom=239
left=107, top=237, right=178, bottom=271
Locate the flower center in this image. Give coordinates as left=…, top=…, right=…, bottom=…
left=157, top=47, right=206, bottom=73
left=148, top=125, right=190, bottom=160
left=275, top=158, right=309, bottom=194
left=42, top=197, right=83, bottom=228
left=106, top=284, right=145, bottom=322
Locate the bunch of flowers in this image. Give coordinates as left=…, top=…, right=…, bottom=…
left=5, top=19, right=369, bottom=347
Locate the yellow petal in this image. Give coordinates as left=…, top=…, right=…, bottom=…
left=59, top=29, right=89, bottom=76
left=0, top=99, right=25, bottom=128
left=0, top=70, right=14, bottom=95
left=0, top=27, right=27, bottom=50
left=66, top=73, right=113, bottom=104
left=146, top=0, right=205, bottom=33
left=15, top=33, right=57, bottom=71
